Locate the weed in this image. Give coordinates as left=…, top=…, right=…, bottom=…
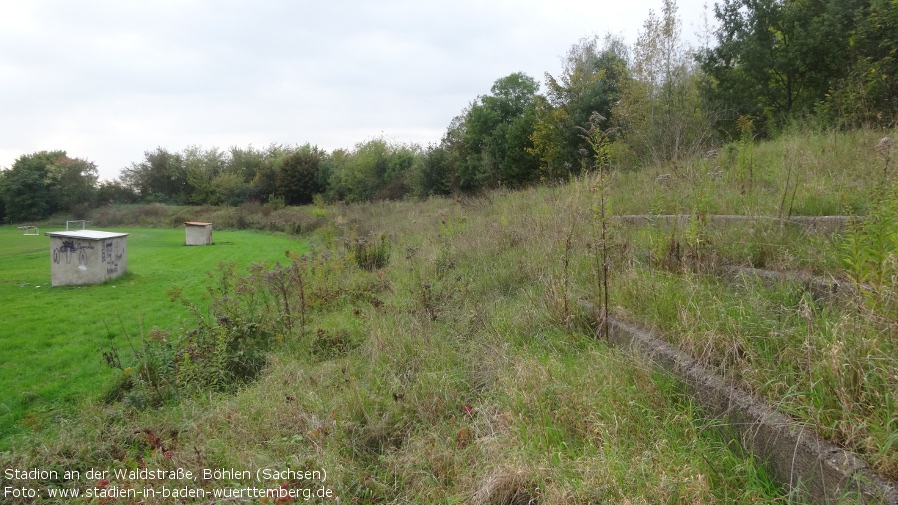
left=778, top=141, right=803, bottom=219
left=311, top=327, right=360, bottom=359
left=268, top=195, right=286, bottom=210
left=348, top=233, right=391, bottom=271
left=10, top=129, right=898, bottom=502
left=875, top=136, right=893, bottom=179
left=473, top=468, right=541, bottom=505
left=580, top=112, right=615, bottom=339
left=735, top=115, right=756, bottom=195
left=840, top=178, right=898, bottom=326
left=102, top=254, right=327, bottom=403
left=684, top=210, right=708, bottom=272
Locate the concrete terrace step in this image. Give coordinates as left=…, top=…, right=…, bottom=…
left=718, top=265, right=861, bottom=302
left=580, top=300, right=898, bottom=504
left=616, top=214, right=853, bottom=234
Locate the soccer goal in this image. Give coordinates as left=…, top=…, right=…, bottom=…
left=66, top=220, right=91, bottom=231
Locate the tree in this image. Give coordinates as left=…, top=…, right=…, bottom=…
left=325, top=139, right=419, bottom=202
left=2, top=167, right=49, bottom=222
left=531, top=35, right=629, bottom=178
left=699, top=0, right=864, bottom=135
left=45, top=155, right=98, bottom=217
left=183, top=145, right=227, bottom=204
left=251, top=144, right=294, bottom=202
left=376, top=143, right=418, bottom=200
left=228, top=145, right=266, bottom=184
left=463, top=72, right=542, bottom=188
left=0, top=151, right=59, bottom=222
left=210, top=171, right=251, bottom=206
left=327, top=140, right=387, bottom=202
left=441, top=111, right=477, bottom=192
left=0, top=151, right=98, bottom=222
left=121, top=148, right=188, bottom=203
left=827, top=0, right=898, bottom=126
left=615, top=0, right=713, bottom=163
left=276, top=145, right=323, bottom=205
left=0, top=173, right=6, bottom=223
left=412, top=144, right=453, bottom=197
left=96, top=179, right=139, bottom=205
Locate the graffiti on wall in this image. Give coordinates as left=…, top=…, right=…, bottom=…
left=52, top=240, right=94, bottom=266
left=102, top=240, right=125, bottom=274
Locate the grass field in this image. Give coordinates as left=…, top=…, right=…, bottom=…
left=0, top=226, right=307, bottom=448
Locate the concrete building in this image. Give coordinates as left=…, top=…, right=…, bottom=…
left=45, top=230, right=129, bottom=286
left=184, top=222, right=213, bottom=246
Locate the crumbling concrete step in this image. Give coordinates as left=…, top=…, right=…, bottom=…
left=587, top=308, right=897, bottom=504
left=616, top=214, right=852, bottom=234
left=718, top=265, right=861, bottom=302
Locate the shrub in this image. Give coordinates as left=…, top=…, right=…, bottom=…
left=102, top=245, right=390, bottom=406
left=840, top=179, right=898, bottom=325
left=348, top=233, right=391, bottom=271
left=268, top=195, right=285, bottom=210
left=103, top=261, right=287, bottom=404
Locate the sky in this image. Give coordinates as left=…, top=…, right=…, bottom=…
left=0, top=0, right=711, bottom=180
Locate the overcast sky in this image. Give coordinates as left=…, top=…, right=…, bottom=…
left=1, top=0, right=711, bottom=180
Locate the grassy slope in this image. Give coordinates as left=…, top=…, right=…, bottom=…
left=599, top=128, right=898, bottom=480
left=0, top=227, right=306, bottom=448
left=610, top=128, right=890, bottom=216
left=1, top=128, right=895, bottom=504
left=0, top=203, right=792, bottom=503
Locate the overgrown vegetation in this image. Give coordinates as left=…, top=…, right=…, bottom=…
left=2, top=128, right=897, bottom=503
left=104, top=245, right=390, bottom=408
left=841, top=175, right=898, bottom=320
left=2, top=0, right=898, bottom=501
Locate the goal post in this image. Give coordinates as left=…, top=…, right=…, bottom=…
left=66, top=220, right=91, bottom=231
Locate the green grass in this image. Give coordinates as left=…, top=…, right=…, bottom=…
left=0, top=194, right=796, bottom=504
left=609, top=128, right=895, bottom=216
left=607, top=262, right=898, bottom=479
left=4, top=128, right=896, bottom=503
left=0, top=226, right=306, bottom=448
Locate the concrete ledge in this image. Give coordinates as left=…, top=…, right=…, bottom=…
left=616, top=214, right=852, bottom=234
left=584, top=305, right=898, bottom=504
left=718, top=265, right=861, bottom=302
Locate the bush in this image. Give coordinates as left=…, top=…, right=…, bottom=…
left=102, top=247, right=390, bottom=406
left=348, top=233, right=391, bottom=271
left=103, top=261, right=288, bottom=404
left=840, top=179, right=898, bottom=325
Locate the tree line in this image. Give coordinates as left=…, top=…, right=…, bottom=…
left=2, top=0, right=895, bottom=223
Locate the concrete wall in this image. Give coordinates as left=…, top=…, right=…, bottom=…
left=47, top=231, right=128, bottom=286
left=185, top=223, right=212, bottom=246
left=595, top=313, right=898, bottom=504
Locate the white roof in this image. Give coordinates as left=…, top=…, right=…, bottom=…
left=45, top=230, right=129, bottom=240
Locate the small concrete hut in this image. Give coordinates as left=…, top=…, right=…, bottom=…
left=45, top=230, right=129, bottom=286
left=184, top=222, right=213, bottom=246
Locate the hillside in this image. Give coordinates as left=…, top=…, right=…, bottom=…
left=1, top=128, right=897, bottom=504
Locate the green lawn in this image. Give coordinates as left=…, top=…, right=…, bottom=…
left=0, top=226, right=306, bottom=448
